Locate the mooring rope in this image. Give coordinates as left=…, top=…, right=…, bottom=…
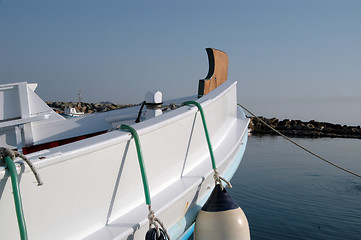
left=147, top=204, right=170, bottom=239
left=0, top=148, right=43, bottom=186
left=120, top=124, right=171, bottom=240
left=0, top=148, right=30, bottom=240
left=238, top=103, right=361, bottom=179
left=184, top=101, right=232, bottom=189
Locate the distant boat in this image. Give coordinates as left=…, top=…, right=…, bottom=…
left=0, top=48, right=249, bottom=240
left=62, top=107, right=85, bottom=117
left=61, top=90, right=85, bottom=117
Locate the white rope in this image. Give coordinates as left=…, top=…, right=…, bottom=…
left=107, top=125, right=121, bottom=132
left=213, top=169, right=232, bottom=190
left=238, top=103, right=361, bottom=179
left=147, top=204, right=171, bottom=239
left=0, top=147, right=43, bottom=186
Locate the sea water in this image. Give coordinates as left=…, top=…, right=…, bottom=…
left=228, top=135, right=361, bottom=240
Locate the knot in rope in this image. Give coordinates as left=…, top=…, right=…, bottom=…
left=107, top=125, right=121, bottom=132
left=1, top=147, right=31, bottom=240
left=147, top=206, right=158, bottom=232
left=0, top=147, right=43, bottom=186
left=0, top=147, right=15, bottom=164
left=213, top=169, right=232, bottom=190
left=147, top=205, right=171, bottom=239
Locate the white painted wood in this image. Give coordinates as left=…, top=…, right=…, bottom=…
left=0, top=80, right=249, bottom=240
left=0, top=82, right=64, bottom=149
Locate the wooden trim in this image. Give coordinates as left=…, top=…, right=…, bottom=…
left=198, top=48, right=229, bottom=97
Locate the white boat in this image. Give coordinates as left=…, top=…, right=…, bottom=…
left=61, top=91, right=85, bottom=118
left=62, top=107, right=85, bottom=117
left=0, top=48, right=249, bottom=240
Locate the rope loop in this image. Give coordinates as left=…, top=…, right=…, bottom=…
left=184, top=101, right=233, bottom=188
left=147, top=205, right=171, bottom=239
left=0, top=147, right=43, bottom=186
left=0, top=147, right=16, bottom=162
left=148, top=206, right=160, bottom=237
left=0, top=147, right=29, bottom=240
left=213, top=169, right=232, bottom=190
left=120, top=125, right=171, bottom=239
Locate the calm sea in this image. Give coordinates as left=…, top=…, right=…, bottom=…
left=228, top=135, right=361, bottom=240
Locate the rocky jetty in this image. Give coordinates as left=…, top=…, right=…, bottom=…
left=46, top=101, right=138, bottom=114
left=249, top=116, right=361, bottom=139
left=47, top=102, right=361, bottom=139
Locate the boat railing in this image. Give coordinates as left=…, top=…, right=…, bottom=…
left=0, top=82, right=64, bottom=151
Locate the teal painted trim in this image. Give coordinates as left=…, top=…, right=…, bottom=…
left=223, top=133, right=248, bottom=182
left=120, top=124, right=151, bottom=205
left=223, top=106, right=249, bottom=181
left=183, top=101, right=217, bottom=170
left=168, top=202, right=201, bottom=239
left=5, top=156, right=28, bottom=240
left=180, top=223, right=195, bottom=240
left=169, top=133, right=248, bottom=239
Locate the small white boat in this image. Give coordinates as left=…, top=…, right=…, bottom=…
left=62, top=107, right=85, bottom=117
left=61, top=91, right=85, bottom=118
left=0, top=48, right=249, bottom=240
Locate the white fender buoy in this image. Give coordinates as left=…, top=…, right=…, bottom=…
left=194, top=184, right=250, bottom=240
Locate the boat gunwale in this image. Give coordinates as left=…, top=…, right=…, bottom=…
left=83, top=104, right=249, bottom=240
left=0, top=80, right=238, bottom=179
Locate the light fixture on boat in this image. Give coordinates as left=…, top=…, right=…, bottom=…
left=145, top=90, right=163, bottom=119
left=135, top=91, right=163, bottom=123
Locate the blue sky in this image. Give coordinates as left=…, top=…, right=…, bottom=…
left=1, top=0, right=360, bottom=125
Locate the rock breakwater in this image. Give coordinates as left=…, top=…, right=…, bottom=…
left=47, top=102, right=361, bottom=139
left=46, top=101, right=138, bottom=114
left=249, top=117, right=361, bottom=139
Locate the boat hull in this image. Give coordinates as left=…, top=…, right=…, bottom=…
left=0, top=81, right=249, bottom=240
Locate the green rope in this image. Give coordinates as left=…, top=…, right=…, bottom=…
left=183, top=101, right=217, bottom=170
left=4, top=156, right=28, bottom=240
left=120, top=124, right=151, bottom=205
left=120, top=125, right=171, bottom=239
